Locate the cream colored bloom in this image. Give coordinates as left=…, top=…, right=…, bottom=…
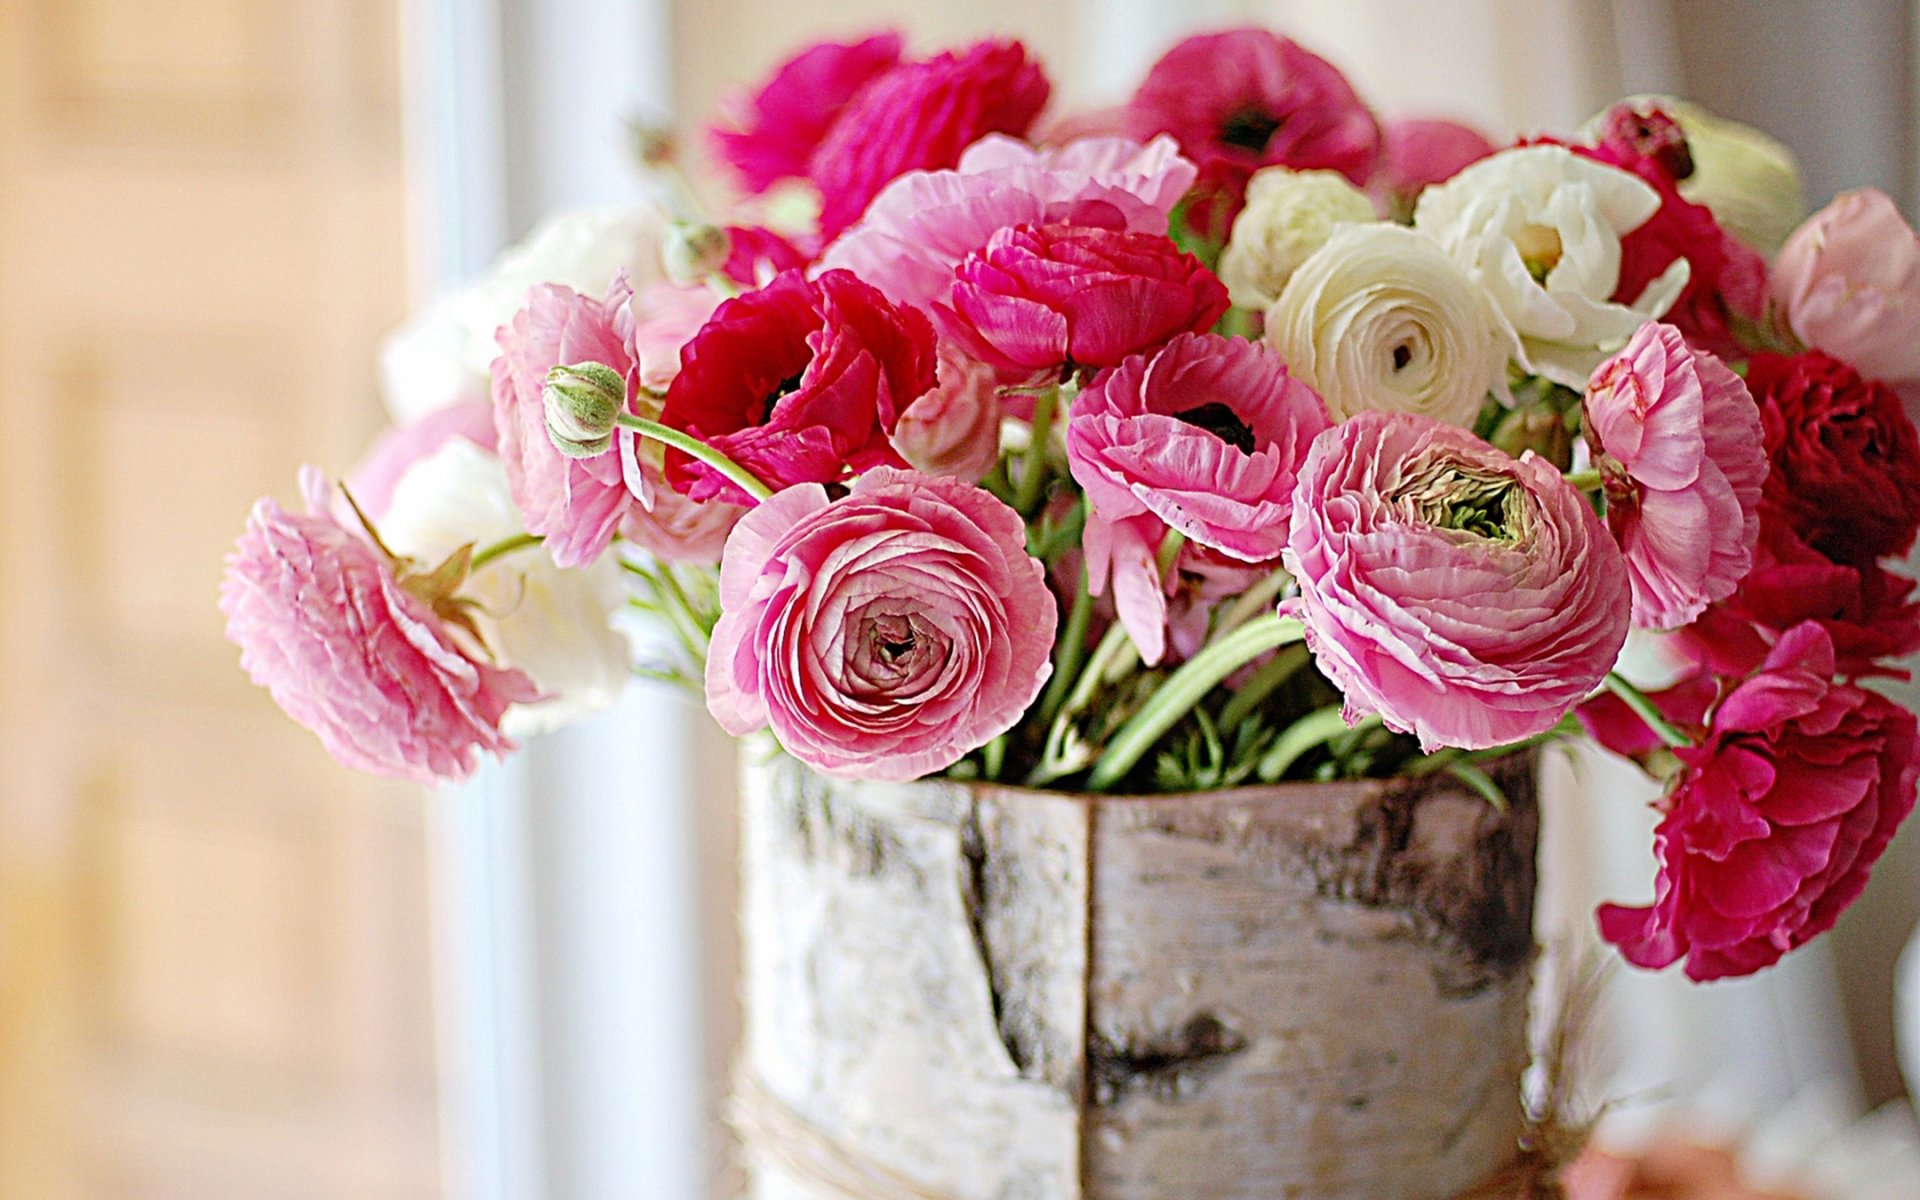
left=1264, top=223, right=1507, bottom=427
left=1413, top=145, right=1688, bottom=389
left=381, top=440, right=633, bottom=736
left=1218, top=168, right=1376, bottom=310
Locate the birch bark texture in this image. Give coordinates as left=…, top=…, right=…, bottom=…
left=737, top=750, right=1538, bottom=1200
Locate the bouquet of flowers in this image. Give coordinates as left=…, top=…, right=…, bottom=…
left=223, top=24, right=1920, bottom=987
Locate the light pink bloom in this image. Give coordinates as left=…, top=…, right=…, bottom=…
left=621, top=487, right=744, bottom=564
left=627, top=282, right=724, bottom=394
left=816, top=133, right=1198, bottom=310
left=1378, top=117, right=1495, bottom=204
left=349, top=400, right=497, bottom=520
left=491, top=280, right=637, bottom=567
left=1585, top=322, right=1766, bottom=629
left=1597, top=622, right=1920, bottom=981
left=1285, top=412, right=1631, bottom=750
left=1772, top=189, right=1920, bottom=387
left=1083, top=511, right=1173, bottom=666
left=890, top=341, right=1004, bottom=481
left=1068, top=333, right=1330, bottom=563
left=220, top=468, right=539, bottom=784
left=705, top=468, right=1055, bottom=781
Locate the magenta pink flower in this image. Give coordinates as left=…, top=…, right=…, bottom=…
left=1068, top=333, right=1329, bottom=562
left=1379, top=117, right=1495, bottom=206
left=705, top=468, right=1056, bottom=781
left=1597, top=622, right=1920, bottom=981
left=1127, top=28, right=1380, bottom=226
left=940, top=223, right=1228, bottom=374
left=808, top=39, right=1051, bottom=239
left=220, top=468, right=539, bottom=784
left=491, top=280, right=637, bottom=567
left=708, top=32, right=903, bottom=194
left=1584, top=322, right=1766, bottom=630
left=1772, top=189, right=1920, bottom=388
left=659, top=268, right=936, bottom=505
left=1285, top=412, right=1631, bottom=750
left=817, top=133, right=1198, bottom=310
left=889, top=341, right=1004, bottom=481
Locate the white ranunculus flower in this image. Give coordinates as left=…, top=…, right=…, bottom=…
left=1413, top=144, right=1689, bottom=389
left=379, top=207, right=669, bottom=424
left=380, top=440, right=633, bottom=736
left=1264, top=222, right=1508, bottom=427
left=1218, top=168, right=1378, bottom=311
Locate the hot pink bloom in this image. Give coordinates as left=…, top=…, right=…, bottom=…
left=1597, top=622, right=1920, bottom=981
left=709, top=32, right=903, bottom=194
left=889, top=341, right=1004, bottom=481
left=1285, top=412, right=1631, bottom=750
left=220, top=468, right=539, bottom=784
left=705, top=468, right=1055, bottom=781
left=718, top=225, right=811, bottom=289
left=1772, top=189, right=1920, bottom=387
left=660, top=268, right=937, bottom=505
left=349, top=400, right=497, bottom=519
left=1584, top=322, right=1766, bottom=629
left=941, top=223, right=1228, bottom=374
left=1068, top=333, right=1329, bottom=562
left=818, top=133, right=1197, bottom=310
left=1379, top=117, right=1496, bottom=206
left=491, top=280, right=637, bottom=567
left=1127, top=28, right=1380, bottom=228
left=808, top=39, right=1050, bottom=239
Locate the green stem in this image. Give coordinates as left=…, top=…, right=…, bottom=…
left=1039, top=559, right=1094, bottom=725
left=981, top=734, right=1007, bottom=782
left=1255, top=704, right=1354, bottom=782
left=1155, top=528, right=1186, bottom=579
left=470, top=532, right=544, bottom=572
left=1213, top=566, right=1292, bottom=640
left=1603, top=673, right=1691, bottom=749
left=615, top=413, right=773, bottom=503
left=1014, top=385, right=1058, bottom=514
left=1561, top=468, right=1603, bottom=491
left=1086, top=613, right=1306, bottom=792
left=1215, top=644, right=1310, bottom=733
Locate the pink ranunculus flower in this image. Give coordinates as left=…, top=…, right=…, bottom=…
left=348, top=399, right=498, bottom=519
left=705, top=468, right=1056, bottom=781
left=621, top=487, right=744, bottom=565
left=1597, top=622, right=1920, bottom=981
left=708, top=32, right=904, bottom=194
left=1083, top=510, right=1175, bottom=666
left=890, top=341, right=1004, bottom=481
left=1067, top=333, right=1331, bottom=563
left=1584, top=322, right=1767, bottom=630
left=1285, top=412, right=1632, bottom=750
left=1772, top=189, right=1920, bottom=387
left=940, top=223, right=1229, bottom=374
left=220, top=467, right=539, bottom=784
left=816, top=133, right=1199, bottom=311
left=491, top=279, right=638, bottom=567
left=1381, top=118, right=1496, bottom=197
left=807, top=39, right=1051, bottom=239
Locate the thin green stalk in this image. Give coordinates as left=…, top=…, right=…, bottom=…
left=1213, top=566, right=1293, bottom=639
left=1086, top=613, right=1305, bottom=791
left=1256, top=704, right=1356, bottom=781
left=1038, top=561, right=1094, bottom=725
left=981, top=734, right=1007, bottom=782
left=470, top=532, right=544, bottom=572
left=1013, top=384, right=1058, bottom=513
left=1561, top=468, right=1603, bottom=491
left=1155, top=528, right=1186, bottom=579
left=1061, top=623, right=1136, bottom=722
left=1215, top=644, right=1310, bottom=732
left=1603, top=673, right=1691, bottom=749
left=615, top=413, right=773, bottom=502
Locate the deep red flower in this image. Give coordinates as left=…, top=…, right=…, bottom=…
left=659, top=269, right=936, bottom=505
left=938, top=223, right=1229, bottom=375
left=1596, top=622, right=1920, bottom=982
left=1126, top=28, right=1380, bottom=237
left=1747, top=349, right=1920, bottom=566
left=808, top=39, right=1051, bottom=239
left=709, top=32, right=903, bottom=194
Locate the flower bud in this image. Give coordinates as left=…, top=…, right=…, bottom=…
left=662, top=222, right=732, bottom=286
left=1219, top=168, right=1376, bottom=311
left=627, top=120, right=678, bottom=168
left=1489, top=397, right=1575, bottom=470
left=543, top=362, right=625, bottom=458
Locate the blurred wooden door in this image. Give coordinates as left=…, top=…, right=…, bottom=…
left=0, top=0, right=442, bottom=1197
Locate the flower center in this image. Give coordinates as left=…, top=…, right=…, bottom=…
left=1174, top=402, right=1257, bottom=454
left=1396, top=459, right=1530, bottom=543
left=1392, top=343, right=1413, bottom=372
left=1514, top=224, right=1563, bottom=284
left=1219, top=106, right=1282, bottom=154
left=761, top=369, right=806, bottom=424
left=869, top=613, right=917, bottom=663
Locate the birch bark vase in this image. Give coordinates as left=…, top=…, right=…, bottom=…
left=737, top=750, right=1538, bottom=1200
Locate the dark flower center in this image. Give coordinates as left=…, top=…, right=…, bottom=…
left=870, top=614, right=917, bottom=662
left=1219, top=106, right=1282, bottom=154
left=1174, top=402, right=1258, bottom=455
left=761, top=369, right=806, bottom=424
left=1392, top=343, right=1413, bottom=371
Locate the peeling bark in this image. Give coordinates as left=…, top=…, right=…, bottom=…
left=740, top=754, right=1537, bottom=1199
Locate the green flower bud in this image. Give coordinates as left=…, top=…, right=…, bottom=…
left=543, top=362, right=625, bottom=458
left=662, top=221, right=731, bottom=286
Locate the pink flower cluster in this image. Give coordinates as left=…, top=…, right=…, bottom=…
left=222, top=24, right=1920, bottom=990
